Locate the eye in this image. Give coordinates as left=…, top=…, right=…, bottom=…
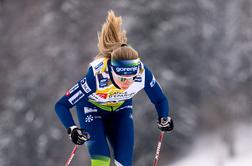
left=120, top=77, right=126, bottom=82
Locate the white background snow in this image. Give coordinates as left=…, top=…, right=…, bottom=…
left=170, top=122, right=252, bottom=166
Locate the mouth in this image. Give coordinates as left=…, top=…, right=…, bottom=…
left=121, top=83, right=131, bottom=89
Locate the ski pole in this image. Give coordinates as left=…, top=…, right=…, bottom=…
left=65, top=145, right=79, bottom=166
left=153, top=131, right=164, bottom=166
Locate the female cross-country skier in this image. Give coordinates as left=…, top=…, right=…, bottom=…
left=55, top=10, right=173, bottom=166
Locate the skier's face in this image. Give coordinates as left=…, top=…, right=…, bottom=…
left=110, top=59, right=139, bottom=90
left=112, top=71, right=136, bottom=90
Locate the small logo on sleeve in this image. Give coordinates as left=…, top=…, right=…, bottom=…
left=68, top=90, right=84, bottom=105
left=150, top=76, right=156, bottom=87
left=80, top=78, right=92, bottom=93
left=66, top=83, right=79, bottom=96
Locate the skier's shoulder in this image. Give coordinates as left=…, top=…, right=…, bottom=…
left=90, top=57, right=108, bottom=74
left=142, top=64, right=157, bottom=88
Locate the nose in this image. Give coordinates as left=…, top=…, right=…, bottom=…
left=124, top=79, right=134, bottom=84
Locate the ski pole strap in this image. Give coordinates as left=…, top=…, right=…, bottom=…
left=65, top=145, right=79, bottom=166
left=153, top=131, right=164, bottom=166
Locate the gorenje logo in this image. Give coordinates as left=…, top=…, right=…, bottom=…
left=115, top=66, right=138, bottom=73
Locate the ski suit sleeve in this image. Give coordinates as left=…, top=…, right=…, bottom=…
left=144, top=65, right=169, bottom=118
left=54, top=67, right=96, bottom=128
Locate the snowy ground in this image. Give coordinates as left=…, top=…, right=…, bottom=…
left=169, top=122, right=252, bottom=166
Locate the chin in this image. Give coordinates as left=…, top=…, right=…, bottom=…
left=121, top=85, right=130, bottom=89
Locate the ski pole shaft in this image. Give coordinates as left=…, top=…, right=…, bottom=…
left=153, top=131, right=164, bottom=166
left=65, top=145, right=79, bottom=166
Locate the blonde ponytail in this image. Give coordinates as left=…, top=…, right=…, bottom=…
left=96, top=10, right=138, bottom=60
left=97, top=10, right=126, bottom=58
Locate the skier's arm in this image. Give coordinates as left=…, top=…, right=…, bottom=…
left=55, top=67, right=96, bottom=128
left=144, top=65, right=169, bottom=119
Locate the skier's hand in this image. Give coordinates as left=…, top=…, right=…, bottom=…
left=157, top=117, right=173, bottom=132
left=67, top=126, right=90, bottom=145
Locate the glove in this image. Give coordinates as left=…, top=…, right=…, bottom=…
left=157, top=117, right=174, bottom=132
left=67, top=126, right=90, bottom=145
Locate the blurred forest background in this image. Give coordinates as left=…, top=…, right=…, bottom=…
left=0, top=0, right=252, bottom=166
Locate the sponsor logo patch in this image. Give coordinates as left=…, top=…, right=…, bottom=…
left=66, top=83, right=79, bottom=96
left=115, top=66, right=138, bottom=73
left=99, top=78, right=108, bottom=88
left=134, top=76, right=142, bottom=82
left=84, top=107, right=98, bottom=114
left=96, top=93, right=108, bottom=99
left=108, top=91, right=135, bottom=99
left=94, top=62, right=103, bottom=70
left=68, top=90, right=84, bottom=105
left=80, top=78, right=91, bottom=93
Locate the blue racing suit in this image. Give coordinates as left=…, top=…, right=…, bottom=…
left=55, top=58, right=169, bottom=166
